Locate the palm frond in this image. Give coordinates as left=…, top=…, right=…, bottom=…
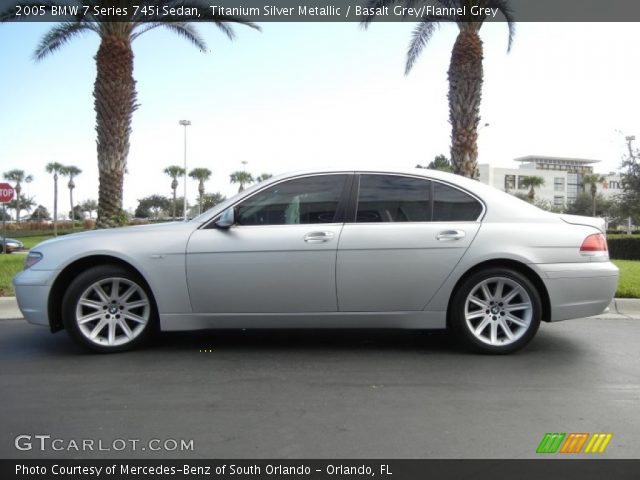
left=132, top=21, right=207, bottom=50
left=486, top=0, right=516, bottom=52
left=405, top=20, right=438, bottom=74
left=33, top=22, right=96, bottom=61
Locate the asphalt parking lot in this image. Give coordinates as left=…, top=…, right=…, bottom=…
left=0, top=316, right=639, bottom=459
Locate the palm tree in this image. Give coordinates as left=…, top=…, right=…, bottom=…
left=80, top=199, right=98, bottom=219
left=164, top=165, right=186, bottom=220
left=582, top=174, right=607, bottom=217
left=256, top=173, right=273, bottom=182
left=363, top=0, right=514, bottom=178
left=7, top=195, right=36, bottom=221
left=45, top=162, right=65, bottom=235
left=61, top=165, right=82, bottom=228
left=230, top=171, right=254, bottom=192
left=520, top=176, right=545, bottom=201
left=2, top=169, right=34, bottom=223
left=189, top=168, right=212, bottom=215
left=2, top=3, right=259, bottom=228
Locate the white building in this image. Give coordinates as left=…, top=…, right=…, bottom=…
left=478, top=156, right=623, bottom=208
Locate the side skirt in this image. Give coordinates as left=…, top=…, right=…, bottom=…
left=160, top=311, right=447, bottom=331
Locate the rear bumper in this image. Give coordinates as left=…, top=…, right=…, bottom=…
left=537, top=261, right=619, bottom=321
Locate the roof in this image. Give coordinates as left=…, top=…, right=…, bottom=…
left=514, top=155, right=601, bottom=165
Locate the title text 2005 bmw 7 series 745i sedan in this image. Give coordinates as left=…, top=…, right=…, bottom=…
left=14, top=168, right=619, bottom=354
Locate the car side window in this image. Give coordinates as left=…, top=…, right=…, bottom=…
left=356, top=175, right=431, bottom=222
left=236, top=175, right=348, bottom=226
left=432, top=182, right=483, bottom=221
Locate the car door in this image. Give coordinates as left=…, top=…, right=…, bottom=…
left=186, top=174, right=351, bottom=313
left=337, top=173, right=483, bottom=312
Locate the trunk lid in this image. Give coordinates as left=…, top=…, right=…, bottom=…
left=559, top=214, right=606, bottom=233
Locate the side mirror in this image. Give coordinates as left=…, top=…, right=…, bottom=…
left=215, top=207, right=235, bottom=229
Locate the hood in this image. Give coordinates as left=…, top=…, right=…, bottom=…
left=33, top=221, right=194, bottom=249
left=559, top=214, right=606, bottom=233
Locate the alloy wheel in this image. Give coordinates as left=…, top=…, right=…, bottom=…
left=75, top=277, right=151, bottom=347
left=464, top=276, right=533, bottom=347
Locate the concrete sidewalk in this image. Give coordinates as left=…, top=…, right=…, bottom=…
left=1, top=296, right=639, bottom=320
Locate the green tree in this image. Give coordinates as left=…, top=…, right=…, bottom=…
left=189, top=168, right=212, bottom=215
left=582, top=174, right=607, bottom=217
left=2, top=3, right=259, bottom=228
left=519, top=176, right=545, bottom=201
left=69, top=205, right=84, bottom=221
left=45, top=162, right=64, bottom=235
left=256, top=173, right=273, bottom=182
left=164, top=165, right=186, bottom=220
left=566, top=192, right=612, bottom=218
left=135, top=195, right=170, bottom=219
left=363, top=1, right=514, bottom=178
left=80, top=199, right=98, bottom=219
left=417, top=154, right=452, bottom=172
left=189, top=192, right=226, bottom=216
left=230, top=170, right=254, bottom=192
left=30, top=205, right=51, bottom=221
left=620, top=147, right=640, bottom=220
left=2, top=169, right=33, bottom=223
left=61, top=165, right=82, bottom=228
left=6, top=194, right=35, bottom=221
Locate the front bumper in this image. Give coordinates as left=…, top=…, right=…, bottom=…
left=537, top=261, right=619, bottom=321
left=13, top=269, right=56, bottom=327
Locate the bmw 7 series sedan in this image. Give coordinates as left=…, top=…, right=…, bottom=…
left=14, top=168, right=619, bottom=354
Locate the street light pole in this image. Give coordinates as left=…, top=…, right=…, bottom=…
left=179, top=120, right=191, bottom=221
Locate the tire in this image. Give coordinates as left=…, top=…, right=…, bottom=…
left=449, top=267, right=542, bottom=354
left=62, top=265, right=157, bottom=353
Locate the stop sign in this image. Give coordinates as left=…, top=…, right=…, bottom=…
left=0, top=183, right=15, bottom=203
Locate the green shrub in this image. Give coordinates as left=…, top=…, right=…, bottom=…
left=608, top=237, right=640, bottom=260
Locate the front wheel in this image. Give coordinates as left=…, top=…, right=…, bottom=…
left=62, top=265, right=157, bottom=352
left=449, top=268, right=542, bottom=354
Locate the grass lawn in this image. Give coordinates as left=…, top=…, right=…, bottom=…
left=19, top=235, right=56, bottom=250
left=0, top=254, right=25, bottom=297
left=612, top=260, right=640, bottom=298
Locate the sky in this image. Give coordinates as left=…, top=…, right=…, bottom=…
left=1, top=21, right=639, bottom=216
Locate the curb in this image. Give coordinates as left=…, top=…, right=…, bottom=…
left=1, top=297, right=640, bottom=321
left=0, top=297, right=22, bottom=320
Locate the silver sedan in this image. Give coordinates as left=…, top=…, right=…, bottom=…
left=14, top=168, right=619, bottom=354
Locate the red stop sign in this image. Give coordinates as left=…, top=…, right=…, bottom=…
left=0, top=183, right=15, bottom=203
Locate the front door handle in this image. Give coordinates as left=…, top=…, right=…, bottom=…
left=304, top=231, right=335, bottom=243
left=436, top=230, right=466, bottom=241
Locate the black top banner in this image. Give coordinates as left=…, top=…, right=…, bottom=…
left=3, top=0, right=640, bottom=22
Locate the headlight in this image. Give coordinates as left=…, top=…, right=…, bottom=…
left=24, top=252, right=43, bottom=270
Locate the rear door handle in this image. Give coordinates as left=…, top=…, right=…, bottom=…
left=436, top=230, right=466, bottom=241
left=304, top=231, right=335, bottom=243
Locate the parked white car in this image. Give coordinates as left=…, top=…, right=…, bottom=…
left=14, top=168, right=619, bottom=353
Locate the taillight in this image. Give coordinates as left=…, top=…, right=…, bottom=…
left=580, top=233, right=608, bottom=255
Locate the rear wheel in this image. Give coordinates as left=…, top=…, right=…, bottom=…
left=450, top=268, right=541, bottom=354
left=62, top=265, right=157, bottom=352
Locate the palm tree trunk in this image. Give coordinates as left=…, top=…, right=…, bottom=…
left=53, top=175, right=58, bottom=236
left=172, top=187, right=177, bottom=221
left=69, top=180, right=74, bottom=230
left=94, top=32, right=137, bottom=228
left=15, top=185, right=21, bottom=223
left=448, top=29, right=483, bottom=178
left=591, top=185, right=597, bottom=217
left=198, top=181, right=205, bottom=215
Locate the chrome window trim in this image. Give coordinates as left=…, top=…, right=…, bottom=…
left=201, top=172, right=354, bottom=230
left=353, top=171, right=486, bottom=224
